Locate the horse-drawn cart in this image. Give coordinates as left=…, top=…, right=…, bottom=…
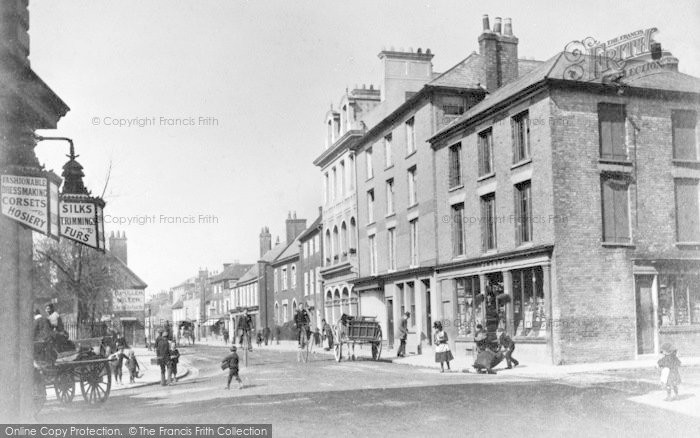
left=331, top=315, right=383, bottom=362
left=32, top=337, right=112, bottom=413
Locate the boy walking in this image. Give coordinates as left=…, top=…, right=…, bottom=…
left=223, top=346, right=243, bottom=390
left=658, top=343, right=681, bottom=401
left=169, top=341, right=180, bottom=384
left=497, top=328, right=519, bottom=369
left=127, top=350, right=140, bottom=383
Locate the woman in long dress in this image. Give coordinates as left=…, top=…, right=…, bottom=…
left=433, top=322, right=453, bottom=372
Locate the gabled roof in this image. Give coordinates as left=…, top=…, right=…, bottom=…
left=431, top=52, right=699, bottom=144
left=298, top=213, right=323, bottom=241
left=429, top=52, right=544, bottom=89
left=274, top=238, right=300, bottom=265
left=236, top=264, right=259, bottom=285
left=108, top=252, right=147, bottom=289
left=209, top=263, right=255, bottom=283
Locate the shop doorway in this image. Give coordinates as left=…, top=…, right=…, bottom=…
left=635, top=275, right=656, bottom=355
left=423, top=279, right=432, bottom=345
left=387, top=298, right=394, bottom=349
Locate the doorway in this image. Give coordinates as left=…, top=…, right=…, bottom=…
left=423, top=279, right=432, bottom=345
left=635, top=275, right=656, bottom=355
left=387, top=298, right=394, bottom=349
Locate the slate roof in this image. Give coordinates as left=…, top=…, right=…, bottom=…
left=209, top=263, right=255, bottom=283
left=429, top=52, right=544, bottom=88
left=108, top=252, right=147, bottom=289
left=236, top=241, right=288, bottom=285
left=431, top=52, right=700, bottom=143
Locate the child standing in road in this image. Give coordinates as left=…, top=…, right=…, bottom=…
left=658, top=343, right=681, bottom=401
left=433, top=321, right=453, bottom=373
left=127, top=350, right=140, bottom=383
left=169, top=341, right=180, bottom=385
left=223, top=346, right=243, bottom=390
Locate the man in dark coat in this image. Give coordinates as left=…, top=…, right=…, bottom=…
left=263, top=326, right=271, bottom=346
left=497, top=328, right=519, bottom=368
left=33, top=310, right=52, bottom=361
left=397, top=312, right=409, bottom=357
left=294, top=304, right=311, bottom=347
left=237, top=310, right=253, bottom=350
left=155, top=330, right=171, bottom=386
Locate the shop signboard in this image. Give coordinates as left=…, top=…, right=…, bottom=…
left=1, top=173, right=51, bottom=235
left=60, top=199, right=98, bottom=248
left=113, top=289, right=145, bottom=312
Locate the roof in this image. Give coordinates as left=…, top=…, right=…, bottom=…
left=431, top=52, right=699, bottom=144
left=274, top=238, right=300, bottom=264
left=298, top=213, right=323, bottom=241
left=171, top=299, right=184, bottom=310
left=236, top=264, right=258, bottom=285
left=235, top=240, right=288, bottom=285
left=108, top=252, right=147, bottom=289
left=209, top=263, right=255, bottom=283
left=429, top=52, right=544, bottom=88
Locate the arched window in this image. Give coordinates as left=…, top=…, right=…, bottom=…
left=325, top=229, right=332, bottom=265
left=333, top=289, right=341, bottom=322
left=275, top=302, right=280, bottom=324
left=292, top=299, right=298, bottom=314
left=325, top=290, right=333, bottom=322
left=332, top=226, right=339, bottom=261
left=350, top=290, right=359, bottom=317
left=341, top=222, right=348, bottom=259
left=349, top=217, right=357, bottom=251
left=341, top=288, right=350, bottom=316
left=291, top=264, right=297, bottom=288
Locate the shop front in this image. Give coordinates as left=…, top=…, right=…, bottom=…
left=437, top=246, right=553, bottom=365
left=634, top=260, right=700, bottom=356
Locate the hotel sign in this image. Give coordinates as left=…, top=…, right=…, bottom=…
left=113, top=289, right=145, bottom=312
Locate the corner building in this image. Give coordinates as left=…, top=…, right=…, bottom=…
left=429, top=19, right=700, bottom=364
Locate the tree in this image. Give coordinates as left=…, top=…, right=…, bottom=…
left=32, top=236, right=121, bottom=323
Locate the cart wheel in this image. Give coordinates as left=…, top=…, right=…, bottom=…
left=80, top=362, right=111, bottom=404
left=334, top=343, right=342, bottom=362
left=33, top=368, right=46, bottom=414
left=372, top=329, right=383, bottom=360
left=54, top=369, right=75, bottom=403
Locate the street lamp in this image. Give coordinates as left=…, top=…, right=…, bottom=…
left=34, top=135, right=106, bottom=251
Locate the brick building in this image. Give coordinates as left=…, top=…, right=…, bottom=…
left=428, top=17, right=700, bottom=364
left=298, top=210, right=325, bottom=329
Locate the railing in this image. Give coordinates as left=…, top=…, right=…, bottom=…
left=64, top=321, right=110, bottom=341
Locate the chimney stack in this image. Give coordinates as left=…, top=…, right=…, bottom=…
left=478, top=15, right=519, bottom=92
left=286, top=213, right=307, bottom=244
left=259, top=226, right=272, bottom=257
left=493, top=17, right=502, bottom=34
left=109, top=231, right=128, bottom=265
left=482, top=14, right=490, bottom=31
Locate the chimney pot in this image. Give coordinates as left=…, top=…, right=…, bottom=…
left=426, top=48, right=431, bottom=55
left=482, top=14, right=490, bottom=31
left=504, top=18, right=513, bottom=36
left=493, top=17, right=502, bottom=34
left=417, top=47, right=422, bottom=54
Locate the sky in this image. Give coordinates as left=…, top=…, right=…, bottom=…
left=27, top=0, right=700, bottom=297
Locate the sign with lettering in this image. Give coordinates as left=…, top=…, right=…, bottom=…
left=1, top=174, right=50, bottom=234
left=60, top=199, right=98, bottom=248
left=113, top=289, right=145, bottom=312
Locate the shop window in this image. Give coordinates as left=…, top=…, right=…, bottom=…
left=456, top=276, right=481, bottom=337
left=672, top=110, right=697, bottom=161
left=512, top=266, right=546, bottom=338
left=598, top=103, right=627, bottom=161
left=659, top=273, right=700, bottom=327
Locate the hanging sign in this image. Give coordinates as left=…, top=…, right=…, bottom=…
left=1, top=174, right=51, bottom=235
left=60, top=199, right=98, bottom=248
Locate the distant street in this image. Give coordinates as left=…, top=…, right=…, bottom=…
left=37, top=344, right=700, bottom=437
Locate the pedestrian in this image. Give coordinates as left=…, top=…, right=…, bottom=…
left=275, top=325, right=281, bottom=345
left=238, top=309, right=253, bottom=350
left=263, top=326, right=271, bottom=346
left=222, top=346, right=243, bottom=390
left=169, top=341, right=180, bottom=384
left=45, top=303, right=64, bottom=333
left=256, top=331, right=263, bottom=347
left=223, top=328, right=229, bottom=345
left=155, top=330, right=171, bottom=386
left=111, top=346, right=126, bottom=384
left=433, top=322, right=453, bottom=372
left=127, top=350, right=140, bottom=383
left=497, top=328, right=519, bottom=369
left=397, top=312, right=409, bottom=357
left=658, top=343, right=681, bottom=401
left=474, top=324, right=489, bottom=352
left=322, top=319, right=333, bottom=351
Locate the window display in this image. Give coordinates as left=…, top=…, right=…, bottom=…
left=512, top=266, right=546, bottom=338
left=456, top=276, right=480, bottom=337
left=659, top=273, right=700, bottom=327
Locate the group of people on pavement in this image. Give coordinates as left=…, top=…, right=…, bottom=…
left=155, top=329, right=180, bottom=386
